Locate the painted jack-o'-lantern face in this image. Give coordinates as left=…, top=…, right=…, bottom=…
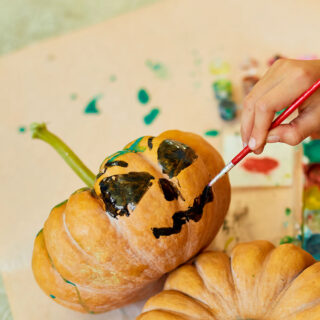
left=95, top=136, right=213, bottom=239
left=32, top=130, right=230, bottom=313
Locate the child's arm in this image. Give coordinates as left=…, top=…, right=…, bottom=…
left=241, top=59, right=320, bottom=154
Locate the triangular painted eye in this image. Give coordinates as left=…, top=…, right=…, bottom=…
left=157, top=139, right=198, bottom=178
left=99, top=172, right=154, bottom=218
left=158, top=178, right=184, bottom=201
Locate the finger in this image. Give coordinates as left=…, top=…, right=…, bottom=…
left=266, top=104, right=320, bottom=145
left=241, top=60, right=286, bottom=145
left=240, top=105, right=254, bottom=147
left=248, top=72, right=315, bottom=152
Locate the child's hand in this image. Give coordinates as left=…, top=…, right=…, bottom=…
left=241, top=59, right=320, bottom=154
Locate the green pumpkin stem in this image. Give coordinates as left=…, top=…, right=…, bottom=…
left=30, top=123, right=95, bottom=188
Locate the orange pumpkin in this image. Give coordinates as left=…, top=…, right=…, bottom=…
left=138, top=240, right=320, bottom=320
left=32, top=128, right=230, bottom=313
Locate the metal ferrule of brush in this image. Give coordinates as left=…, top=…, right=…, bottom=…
left=208, top=161, right=234, bottom=187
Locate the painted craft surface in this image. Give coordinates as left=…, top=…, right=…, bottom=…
left=223, top=134, right=294, bottom=187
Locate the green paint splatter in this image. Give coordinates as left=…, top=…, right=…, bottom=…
left=285, top=207, right=292, bottom=216
left=70, top=93, right=77, bottom=100
left=283, top=221, right=289, bottom=228
left=109, top=74, right=117, bottom=82
left=63, top=278, right=94, bottom=314
left=49, top=294, right=56, bottom=299
left=280, top=235, right=295, bottom=244
left=144, top=108, right=160, bottom=125
left=276, top=107, right=288, bottom=115
left=137, top=88, right=150, bottom=104
left=145, top=60, right=169, bottom=79
left=205, top=130, right=219, bottom=137
left=104, top=136, right=146, bottom=164
left=18, top=126, right=26, bottom=133
left=63, top=278, right=76, bottom=286
left=303, top=140, right=320, bottom=163
left=84, top=95, right=102, bottom=114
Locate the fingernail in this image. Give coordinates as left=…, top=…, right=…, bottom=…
left=267, top=135, right=280, bottom=143
left=248, top=137, right=256, bottom=150
left=242, top=141, right=247, bottom=148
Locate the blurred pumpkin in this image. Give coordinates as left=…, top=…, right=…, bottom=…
left=31, top=126, right=230, bottom=313
left=138, top=240, right=320, bottom=320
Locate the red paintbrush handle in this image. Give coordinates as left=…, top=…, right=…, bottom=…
left=231, top=79, right=320, bottom=166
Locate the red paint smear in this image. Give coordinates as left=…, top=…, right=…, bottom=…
left=242, top=157, right=279, bottom=175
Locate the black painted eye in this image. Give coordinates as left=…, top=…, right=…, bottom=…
left=99, top=172, right=154, bottom=218
left=158, top=178, right=184, bottom=201
left=157, top=139, right=198, bottom=178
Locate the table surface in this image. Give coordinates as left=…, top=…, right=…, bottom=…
left=0, top=0, right=160, bottom=56
left=1, top=0, right=320, bottom=319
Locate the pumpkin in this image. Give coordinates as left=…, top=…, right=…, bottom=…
left=31, top=126, right=230, bottom=314
left=138, top=240, right=320, bottom=320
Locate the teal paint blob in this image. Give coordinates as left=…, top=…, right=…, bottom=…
left=143, top=108, right=160, bottom=125
left=285, top=207, right=292, bottom=216
left=18, top=126, right=26, bottom=133
left=145, top=60, right=169, bottom=79
left=109, top=74, right=117, bottom=82
left=104, top=136, right=146, bottom=164
left=137, top=89, right=150, bottom=104
left=70, top=93, right=77, bottom=100
left=50, top=294, right=56, bottom=299
left=276, top=107, right=288, bottom=115
left=64, top=278, right=76, bottom=287
left=303, top=140, right=320, bottom=163
left=205, top=130, right=219, bottom=137
left=84, top=95, right=102, bottom=114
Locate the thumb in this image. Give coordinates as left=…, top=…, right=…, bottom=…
left=266, top=108, right=320, bottom=146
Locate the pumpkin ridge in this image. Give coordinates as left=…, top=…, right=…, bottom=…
left=144, top=289, right=216, bottom=319
left=64, top=192, right=157, bottom=281
left=262, top=246, right=316, bottom=318
left=266, top=261, right=320, bottom=318
left=38, top=232, right=94, bottom=313
left=193, top=263, right=234, bottom=319
left=61, top=200, right=131, bottom=284
left=282, top=298, right=320, bottom=319
left=49, top=195, right=153, bottom=289
left=194, top=254, right=238, bottom=319
left=252, top=245, right=276, bottom=317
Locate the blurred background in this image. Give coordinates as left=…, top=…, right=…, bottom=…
left=1, top=0, right=320, bottom=319
left=0, top=0, right=159, bottom=55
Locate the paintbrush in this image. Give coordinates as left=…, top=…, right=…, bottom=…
left=208, top=79, right=320, bottom=187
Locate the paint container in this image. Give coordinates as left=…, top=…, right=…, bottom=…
left=218, top=99, right=237, bottom=121
left=212, top=79, right=232, bottom=100
left=304, top=233, right=320, bottom=260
